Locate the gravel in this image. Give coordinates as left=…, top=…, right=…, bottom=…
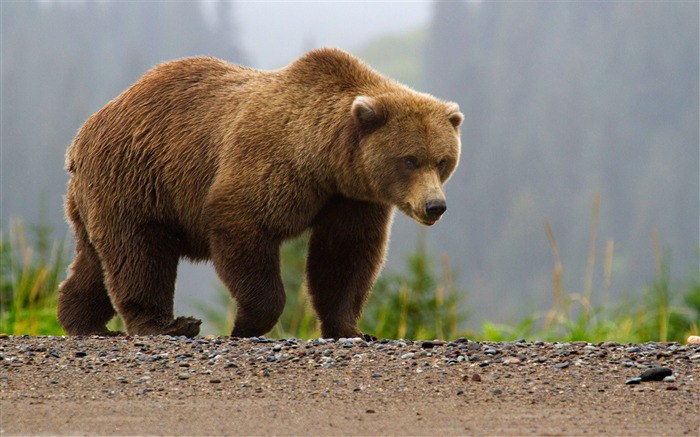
left=1, top=335, right=699, bottom=436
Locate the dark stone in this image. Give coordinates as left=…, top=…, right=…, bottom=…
left=640, top=367, right=672, bottom=381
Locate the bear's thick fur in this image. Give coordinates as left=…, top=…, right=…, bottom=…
left=57, top=48, right=463, bottom=338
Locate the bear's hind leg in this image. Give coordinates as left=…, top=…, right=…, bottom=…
left=98, top=225, right=201, bottom=337
left=58, top=197, right=120, bottom=336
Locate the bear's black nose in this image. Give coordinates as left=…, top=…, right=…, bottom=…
left=425, top=200, right=447, bottom=220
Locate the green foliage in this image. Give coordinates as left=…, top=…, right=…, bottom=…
left=625, top=237, right=700, bottom=342
left=481, top=217, right=699, bottom=343
left=0, top=220, right=67, bottom=335
left=360, top=231, right=467, bottom=340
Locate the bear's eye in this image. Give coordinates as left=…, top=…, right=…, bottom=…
left=437, top=159, right=447, bottom=172
left=404, top=156, right=419, bottom=170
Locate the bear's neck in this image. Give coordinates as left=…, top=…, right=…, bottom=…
left=318, top=115, right=377, bottom=203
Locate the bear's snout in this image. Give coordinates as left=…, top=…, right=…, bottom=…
left=425, top=199, right=447, bottom=221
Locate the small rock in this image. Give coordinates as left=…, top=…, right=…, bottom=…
left=421, top=341, right=435, bottom=349
left=688, top=336, right=700, bottom=345
left=666, top=385, right=679, bottom=391
left=209, top=378, right=222, bottom=384
left=662, top=376, right=676, bottom=383
left=554, top=361, right=570, bottom=369
left=178, top=373, right=190, bottom=380
left=401, top=352, right=415, bottom=360
left=640, top=367, right=672, bottom=381
left=466, top=341, right=482, bottom=351
left=471, top=373, right=482, bottom=382
left=601, top=341, right=620, bottom=347
left=366, top=409, right=376, bottom=414
left=625, top=377, right=642, bottom=385
left=371, top=372, right=382, bottom=378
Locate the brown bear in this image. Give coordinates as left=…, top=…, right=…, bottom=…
left=57, top=48, right=463, bottom=339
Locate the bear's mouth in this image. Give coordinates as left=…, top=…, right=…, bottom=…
left=420, top=217, right=438, bottom=226
left=401, top=203, right=440, bottom=226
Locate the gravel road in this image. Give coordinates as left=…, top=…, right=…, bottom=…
left=1, top=335, right=698, bottom=436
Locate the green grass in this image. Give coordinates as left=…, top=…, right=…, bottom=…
left=1, top=220, right=67, bottom=335
left=2, top=214, right=698, bottom=342
left=483, top=195, right=699, bottom=343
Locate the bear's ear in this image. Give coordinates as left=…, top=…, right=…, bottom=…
left=351, top=96, right=386, bottom=128
left=446, top=103, right=463, bottom=128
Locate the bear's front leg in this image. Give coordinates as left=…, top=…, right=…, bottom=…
left=209, top=230, right=286, bottom=338
left=306, top=197, right=393, bottom=339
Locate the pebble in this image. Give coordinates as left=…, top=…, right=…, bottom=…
left=401, top=353, right=415, bottom=360
left=178, top=373, right=190, bottom=380
left=625, top=377, right=642, bottom=385
left=639, top=367, right=672, bottom=381
left=662, top=376, right=676, bottom=383
left=688, top=336, right=700, bottom=345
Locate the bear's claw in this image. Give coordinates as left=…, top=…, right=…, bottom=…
left=162, top=316, right=202, bottom=337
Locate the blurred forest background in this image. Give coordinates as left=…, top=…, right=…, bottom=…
left=2, top=1, right=698, bottom=332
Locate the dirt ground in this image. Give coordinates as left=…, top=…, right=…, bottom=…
left=1, top=335, right=698, bottom=436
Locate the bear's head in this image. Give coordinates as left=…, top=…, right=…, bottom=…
left=351, top=93, right=463, bottom=225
